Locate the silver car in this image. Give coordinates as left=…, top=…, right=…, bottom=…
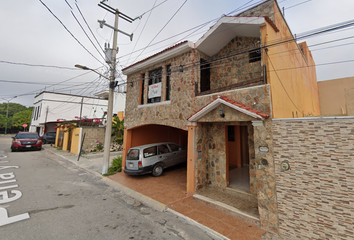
left=124, top=142, right=187, bottom=177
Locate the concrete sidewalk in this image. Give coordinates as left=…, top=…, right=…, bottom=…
left=43, top=145, right=269, bottom=240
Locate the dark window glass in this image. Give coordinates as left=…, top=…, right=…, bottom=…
left=157, top=144, right=170, bottom=154
left=166, top=65, right=171, bottom=101
left=200, top=59, right=210, bottom=92
left=169, top=144, right=181, bottom=152
left=228, top=126, right=235, bottom=142
left=249, top=48, right=261, bottom=63
left=127, top=149, right=140, bottom=160
left=140, top=74, right=145, bottom=105
left=143, top=146, right=157, bottom=158
left=148, top=68, right=162, bottom=104
left=17, top=134, right=39, bottom=139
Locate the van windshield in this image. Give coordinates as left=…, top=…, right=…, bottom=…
left=127, top=149, right=139, bottom=160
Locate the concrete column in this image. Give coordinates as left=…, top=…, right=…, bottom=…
left=122, top=127, right=132, bottom=171
left=186, top=122, right=197, bottom=193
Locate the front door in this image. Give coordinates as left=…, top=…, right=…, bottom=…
left=226, top=125, right=250, bottom=191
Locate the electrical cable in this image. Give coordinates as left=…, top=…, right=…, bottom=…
left=0, top=60, right=78, bottom=70
left=126, top=0, right=158, bottom=65
left=71, top=11, right=106, bottom=61
left=130, top=0, right=188, bottom=65
left=38, top=0, right=106, bottom=65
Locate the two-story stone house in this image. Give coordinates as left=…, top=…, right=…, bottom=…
left=122, top=0, right=320, bottom=232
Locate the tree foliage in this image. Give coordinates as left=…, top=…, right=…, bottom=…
left=12, top=109, right=33, bottom=128
left=112, top=116, right=124, bottom=145
left=0, top=102, right=33, bottom=132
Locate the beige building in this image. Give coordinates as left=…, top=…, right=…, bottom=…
left=318, top=76, right=354, bottom=116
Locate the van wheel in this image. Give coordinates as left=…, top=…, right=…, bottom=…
left=152, top=164, right=163, bottom=177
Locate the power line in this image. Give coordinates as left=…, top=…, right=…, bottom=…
left=119, top=0, right=314, bottom=67
left=0, top=60, right=78, bottom=70
left=38, top=0, right=106, bottom=65
left=126, top=0, right=158, bottom=65
left=130, top=0, right=188, bottom=65
left=74, top=2, right=108, bottom=58
left=138, top=0, right=170, bottom=18
left=70, top=11, right=106, bottom=61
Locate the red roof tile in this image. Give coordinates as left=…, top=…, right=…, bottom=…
left=188, top=95, right=269, bottom=121
left=122, top=41, right=189, bottom=72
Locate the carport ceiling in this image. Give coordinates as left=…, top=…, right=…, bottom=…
left=195, top=17, right=265, bottom=56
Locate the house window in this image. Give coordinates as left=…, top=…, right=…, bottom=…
left=148, top=68, right=162, bottom=104
left=228, top=126, right=235, bottom=142
left=166, top=65, right=171, bottom=101
left=140, top=74, right=145, bottom=105
left=200, top=59, right=210, bottom=92
left=249, top=48, right=261, bottom=63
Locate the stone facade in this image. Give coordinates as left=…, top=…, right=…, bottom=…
left=272, top=118, right=354, bottom=239
left=209, top=37, right=262, bottom=90
left=81, top=127, right=105, bottom=153
left=236, top=0, right=275, bottom=23
left=125, top=50, right=196, bottom=130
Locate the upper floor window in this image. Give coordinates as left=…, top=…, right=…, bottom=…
left=166, top=65, right=171, bottom=101
left=140, top=74, right=145, bottom=105
left=148, top=68, right=162, bottom=104
left=249, top=48, right=261, bottom=63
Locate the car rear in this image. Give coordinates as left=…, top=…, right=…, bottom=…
left=124, top=148, right=153, bottom=175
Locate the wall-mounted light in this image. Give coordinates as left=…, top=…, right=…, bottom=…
left=179, top=64, right=183, bottom=72
left=130, top=82, right=133, bottom=87
left=219, top=108, right=225, bottom=118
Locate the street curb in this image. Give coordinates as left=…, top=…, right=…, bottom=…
left=45, top=147, right=230, bottom=240
left=166, top=208, right=230, bottom=240
left=101, top=177, right=167, bottom=212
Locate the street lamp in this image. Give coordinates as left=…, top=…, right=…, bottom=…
left=75, top=64, right=113, bottom=175
left=2, top=96, right=17, bottom=135
left=75, top=65, right=110, bottom=81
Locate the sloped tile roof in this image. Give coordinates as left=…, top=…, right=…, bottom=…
left=188, top=95, right=269, bottom=122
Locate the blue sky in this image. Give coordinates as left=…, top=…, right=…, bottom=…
left=1, top=0, right=353, bottom=106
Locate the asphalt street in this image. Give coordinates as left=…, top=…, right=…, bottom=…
left=0, top=136, right=216, bottom=240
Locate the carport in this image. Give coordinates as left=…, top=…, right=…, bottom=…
left=122, top=124, right=188, bottom=193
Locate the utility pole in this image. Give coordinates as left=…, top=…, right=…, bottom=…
left=79, top=97, right=84, bottom=127
left=98, top=1, right=134, bottom=174
left=3, top=96, right=17, bottom=135
left=44, top=106, right=49, bottom=133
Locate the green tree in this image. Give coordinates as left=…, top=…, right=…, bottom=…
left=0, top=103, right=27, bottom=117
left=0, top=114, right=6, bottom=128
left=112, top=116, right=124, bottom=145
left=11, top=109, right=33, bottom=128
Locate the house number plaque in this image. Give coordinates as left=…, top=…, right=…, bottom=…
left=259, top=146, right=269, bottom=153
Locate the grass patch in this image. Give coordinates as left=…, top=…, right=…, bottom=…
left=103, top=156, right=122, bottom=176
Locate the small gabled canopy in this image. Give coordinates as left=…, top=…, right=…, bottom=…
left=187, top=96, right=269, bottom=122
left=195, top=16, right=265, bottom=56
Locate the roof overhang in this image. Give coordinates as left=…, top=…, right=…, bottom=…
left=122, top=41, right=194, bottom=75
left=188, top=96, right=268, bottom=122
left=195, top=17, right=265, bottom=56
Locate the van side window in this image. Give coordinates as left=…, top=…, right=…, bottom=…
left=158, top=144, right=169, bottom=154
left=169, top=144, right=181, bottom=152
left=127, top=149, right=139, bottom=160
left=143, top=146, right=157, bottom=158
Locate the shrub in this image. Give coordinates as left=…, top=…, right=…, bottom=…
left=103, top=156, right=122, bottom=176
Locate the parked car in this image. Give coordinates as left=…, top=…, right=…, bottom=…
left=41, top=132, right=56, bottom=144
left=11, top=132, right=42, bottom=152
left=124, top=142, right=187, bottom=177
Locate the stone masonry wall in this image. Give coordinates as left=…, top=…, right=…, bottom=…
left=81, top=127, right=105, bottom=153
left=209, top=36, right=262, bottom=90
left=272, top=118, right=354, bottom=239
left=125, top=50, right=195, bottom=131
left=236, top=0, right=275, bottom=23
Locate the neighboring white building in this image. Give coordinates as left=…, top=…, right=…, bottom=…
left=29, top=91, right=125, bottom=135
